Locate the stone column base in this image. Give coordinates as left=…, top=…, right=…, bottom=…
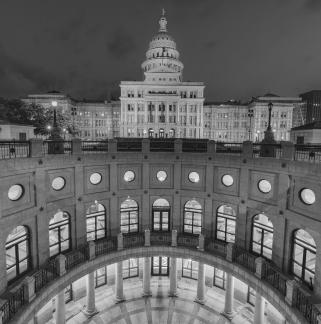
left=115, top=297, right=125, bottom=303
left=194, top=297, right=205, bottom=305
left=168, top=292, right=178, bottom=298
left=142, top=291, right=152, bottom=297
left=82, top=307, right=98, bottom=318
left=221, top=311, right=235, bottom=321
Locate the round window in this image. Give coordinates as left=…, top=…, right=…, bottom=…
left=300, top=188, right=316, bottom=205
left=124, top=170, right=135, bottom=182
left=157, top=170, right=167, bottom=182
left=90, top=172, right=102, bottom=185
left=222, top=174, right=234, bottom=187
left=258, top=179, right=272, bottom=193
left=52, top=177, right=66, bottom=191
left=188, top=171, right=200, bottom=183
left=8, top=184, right=24, bottom=201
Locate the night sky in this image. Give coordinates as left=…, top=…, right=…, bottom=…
left=1, top=0, right=321, bottom=101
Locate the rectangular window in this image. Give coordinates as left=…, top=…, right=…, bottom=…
left=213, top=268, right=226, bottom=289
left=95, top=266, right=107, bottom=287
left=182, top=259, right=198, bottom=280
left=123, top=258, right=139, bottom=279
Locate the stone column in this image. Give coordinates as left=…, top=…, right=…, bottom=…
left=142, top=257, right=152, bottom=296
left=254, top=292, right=265, bottom=324
left=222, top=273, right=235, bottom=320
left=115, top=262, right=124, bottom=302
left=169, top=257, right=178, bottom=297
left=54, top=290, right=66, bottom=324
left=83, top=272, right=97, bottom=316
left=195, top=262, right=205, bottom=304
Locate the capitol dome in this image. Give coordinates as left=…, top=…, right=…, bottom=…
left=141, top=12, right=184, bottom=82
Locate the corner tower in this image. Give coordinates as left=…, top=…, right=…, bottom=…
left=120, top=10, right=205, bottom=138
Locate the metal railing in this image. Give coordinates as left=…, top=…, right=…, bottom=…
left=34, top=259, right=58, bottom=293
left=123, top=232, right=145, bottom=248
left=294, top=288, right=321, bottom=324
left=262, top=262, right=287, bottom=297
left=294, top=145, right=321, bottom=163
left=150, top=139, right=175, bottom=152
left=150, top=231, right=172, bottom=246
left=42, top=140, right=72, bottom=155
left=0, top=141, right=30, bottom=159
left=232, top=245, right=256, bottom=273
left=182, top=139, right=208, bottom=153
left=252, top=143, right=282, bottom=158
left=0, top=231, right=318, bottom=324
left=215, top=142, right=243, bottom=154
left=81, top=141, right=108, bottom=153
left=177, top=233, right=199, bottom=249
left=116, top=138, right=142, bottom=152
left=65, top=245, right=89, bottom=271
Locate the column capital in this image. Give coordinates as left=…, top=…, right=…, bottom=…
left=144, top=229, right=151, bottom=247
left=55, top=254, right=67, bottom=276
left=117, top=233, right=123, bottom=251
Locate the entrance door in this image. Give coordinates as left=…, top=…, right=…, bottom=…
left=152, top=208, right=169, bottom=231
left=151, top=256, right=169, bottom=276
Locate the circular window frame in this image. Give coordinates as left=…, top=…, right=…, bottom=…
left=51, top=177, right=66, bottom=191
left=258, top=179, right=272, bottom=194
left=8, top=184, right=24, bottom=201
left=221, top=174, right=234, bottom=187
left=156, top=170, right=167, bottom=182
left=188, top=171, right=200, bottom=183
left=124, top=170, right=135, bottom=182
left=300, top=188, right=316, bottom=205
left=89, top=172, right=102, bottom=185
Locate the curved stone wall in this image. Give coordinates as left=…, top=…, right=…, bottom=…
left=1, top=149, right=321, bottom=323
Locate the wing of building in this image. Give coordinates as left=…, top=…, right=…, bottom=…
left=120, top=12, right=205, bottom=138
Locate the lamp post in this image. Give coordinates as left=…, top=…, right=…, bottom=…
left=48, top=100, right=64, bottom=154
left=248, top=108, right=254, bottom=141
left=262, top=101, right=275, bottom=143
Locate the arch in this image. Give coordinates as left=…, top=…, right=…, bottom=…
left=5, top=225, right=30, bottom=283
left=152, top=198, right=170, bottom=232
left=19, top=246, right=302, bottom=324
left=251, top=214, right=274, bottom=260
left=216, top=205, right=236, bottom=243
left=291, top=229, right=316, bottom=289
left=184, top=200, right=202, bottom=234
left=86, top=202, right=107, bottom=242
left=49, top=211, right=71, bottom=258
left=120, top=199, right=139, bottom=233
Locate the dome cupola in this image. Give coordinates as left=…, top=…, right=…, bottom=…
left=141, top=10, right=184, bottom=82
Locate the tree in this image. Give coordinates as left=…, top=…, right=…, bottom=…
left=0, top=98, right=78, bottom=137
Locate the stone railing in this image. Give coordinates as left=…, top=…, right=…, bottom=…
left=0, top=231, right=320, bottom=324
left=1, top=138, right=321, bottom=163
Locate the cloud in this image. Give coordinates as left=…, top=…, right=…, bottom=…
left=106, top=29, right=136, bottom=59
left=303, top=0, right=321, bottom=10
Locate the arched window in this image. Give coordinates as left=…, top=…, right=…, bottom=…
left=120, top=199, right=138, bottom=233
left=251, top=214, right=273, bottom=260
left=6, top=226, right=30, bottom=282
left=216, top=205, right=236, bottom=243
left=292, top=229, right=316, bottom=288
left=169, top=129, right=175, bottom=138
left=152, top=198, right=170, bottom=232
left=184, top=200, right=202, bottom=234
left=86, top=202, right=106, bottom=241
left=49, top=211, right=71, bottom=258
left=159, top=128, right=165, bottom=137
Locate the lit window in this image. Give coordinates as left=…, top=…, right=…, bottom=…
left=258, top=179, right=271, bottom=193
left=300, top=188, right=316, bottom=205
left=156, top=170, right=167, bottom=182
left=89, top=173, right=102, bottom=185
left=123, top=258, right=139, bottom=278
left=182, top=259, right=198, bottom=280
left=8, top=184, right=24, bottom=201
left=124, top=170, right=135, bottom=182
left=184, top=200, right=202, bottom=234
left=120, top=199, right=138, bottom=233
left=86, top=203, right=106, bottom=241
left=221, top=175, right=234, bottom=187
left=52, top=177, right=65, bottom=191
left=188, top=171, right=200, bottom=183
left=216, top=205, right=236, bottom=243
left=49, top=211, right=70, bottom=257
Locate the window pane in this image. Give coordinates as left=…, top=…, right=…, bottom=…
left=293, top=244, right=304, bottom=264
left=18, top=259, right=28, bottom=274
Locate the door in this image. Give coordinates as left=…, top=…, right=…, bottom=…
left=152, top=208, right=169, bottom=231
left=151, top=256, right=169, bottom=276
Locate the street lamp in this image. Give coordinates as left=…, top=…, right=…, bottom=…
left=248, top=108, right=254, bottom=141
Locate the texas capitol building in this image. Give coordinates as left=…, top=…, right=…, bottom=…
left=120, top=13, right=205, bottom=139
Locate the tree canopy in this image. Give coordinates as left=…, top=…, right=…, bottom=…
left=0, top=98, right=77, bottom=136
